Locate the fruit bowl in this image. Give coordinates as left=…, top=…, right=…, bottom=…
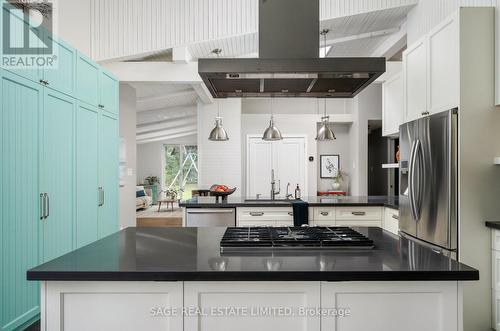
left=209, top=184, right=237, bottom=201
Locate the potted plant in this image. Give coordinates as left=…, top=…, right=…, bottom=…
left=331, top=170, right=347, bottom=191
left=144, top=176, right=160, bottom=186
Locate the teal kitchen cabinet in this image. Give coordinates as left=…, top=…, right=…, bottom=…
left=98, top=113, right=119, bottom=238
left=75, top=102, right=99, bottom=248
left=76, top=52, right=100, bottom=107
left=39, top=89, right=76, bottom=263
left=1, top=4, right=42, bottom=83
left=99, top=70, right=119, bottom=115
left=0, top=70, right=41, bottom=331
left=41, top=36, right=76, bottom=97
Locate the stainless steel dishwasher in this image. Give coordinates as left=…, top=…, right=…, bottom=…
left=185, top=208, right=236, bottom=227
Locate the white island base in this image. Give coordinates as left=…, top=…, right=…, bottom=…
left=41, top=281, right=462, bottom=331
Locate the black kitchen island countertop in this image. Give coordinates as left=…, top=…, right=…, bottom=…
left=179, top=195, right=399, bottom=209
left=27, top=226, right=477, bottom=282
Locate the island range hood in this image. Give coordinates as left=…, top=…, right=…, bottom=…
left=198, top=0, right=386, bottom=98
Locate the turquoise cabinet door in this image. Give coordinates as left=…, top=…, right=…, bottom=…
left=1, top=4, right=42, bottom=83
left=0, top=70, right=41, bottom=330
left=76, top=52, right=99, bottom=107
left=76, top=103, right=99, bottom=248
left=40, top=89, right=75, bottom=263
left=98, top=114, right=119, bottom=238
left=43, top=36, right=76, bottom=97
left=99, top=70, right=119, bottom=114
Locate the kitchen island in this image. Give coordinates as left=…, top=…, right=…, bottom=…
left=28, top=226, right=477, bottom=331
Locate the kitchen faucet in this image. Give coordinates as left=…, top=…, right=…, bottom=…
left=285, top=183, right=293, bottom=200
left=270, top=169, right=280, bottom=200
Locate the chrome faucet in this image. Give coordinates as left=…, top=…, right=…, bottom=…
left=285, top=183, right=293, bottom=200
left=270, top=169, right=280, bottom=200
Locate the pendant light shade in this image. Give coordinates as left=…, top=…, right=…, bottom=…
left=262, top=116, right=283, bottom=141
left=316, top=99, right=336, bottom=141
left=208, top=101, right=229, bottom=141
left=262, top=99, right=283, bottom=141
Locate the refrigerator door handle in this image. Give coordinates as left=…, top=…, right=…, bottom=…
left=413, top=139, right=423, bottom=221
left=408, top=140, right=418, bottom=220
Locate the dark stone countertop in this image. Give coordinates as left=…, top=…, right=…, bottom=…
left=27, top=226, right=477, bottom=282
left=485, top=221, right=500, bottom=230
left=179, top=196, right=399, bottom=209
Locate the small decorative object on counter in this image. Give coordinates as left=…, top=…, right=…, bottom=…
left=396, top=145, right=401, bottom=162
left=209, top=184, right=237, bottom=202
left=294, top=184, right=302, bottom=200
left=331, top=170, right=346, bottom=191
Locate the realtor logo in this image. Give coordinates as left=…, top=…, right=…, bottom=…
left=1, top=0, right=57, bottom=69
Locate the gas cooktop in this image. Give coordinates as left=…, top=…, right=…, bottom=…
left=220, top=227, right=374, bottom=252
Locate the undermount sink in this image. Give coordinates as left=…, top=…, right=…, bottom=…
left=244, top=199, right=294, bottom=203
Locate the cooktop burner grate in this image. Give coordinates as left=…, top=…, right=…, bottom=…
left=220, top=227, right=374, bottom=251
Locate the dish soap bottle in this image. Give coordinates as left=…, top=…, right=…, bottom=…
left=294, top=184, right=301, bottom=200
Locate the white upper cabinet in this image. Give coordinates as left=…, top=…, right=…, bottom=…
left=382, top=72, right=404, bottom=137
left=427, top=12, right=459, bottom=114
left=403, top=11, right=461, bottom=124
left=403, top=37, right=427, bottom=122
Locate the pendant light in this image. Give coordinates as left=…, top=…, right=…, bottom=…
left=208, top=100, right=229, bottom=141
left=262, top=99, right=283, bottom=141
left=316, top=99, right=336, bottom=141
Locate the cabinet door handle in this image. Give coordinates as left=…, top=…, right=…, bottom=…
left=98, top=187, right=103, bottom=206
left=45, top=193, right=50, bottom=218
left=250, top=212, right=264, bottom=216
left=320, top=211, right=329, bottom=216
left=40, top=193, right=44, bottom=220
left=288, top=212, right=293, bottom=216
left=351, top=211, right=366, bottom=216
left=392, top=214, right=400, bottom=220
left=101, top=188, right=105, bottom=206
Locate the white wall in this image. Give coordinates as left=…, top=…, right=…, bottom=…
left=241, top=98, right=353, bottom=196
left=406, top=0, right=497, bottom=44
left=197, top=99, right=242, bottom=194
left=55, top=0, right=92, bottom=57
left=317, top=124, right=351, bottom=192
left=118, top=84, right=137, bottom=229
left=136, top=142, right=165, bottom=188
left=349, top=84, right=383, bottom=196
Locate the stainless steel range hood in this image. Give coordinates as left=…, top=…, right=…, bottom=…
left=198, top=0, right=386, bottom=98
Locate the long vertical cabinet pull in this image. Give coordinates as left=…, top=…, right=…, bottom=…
left=45, top=193, right=50, bottom=218
left=40, top=193, right=45, bottom=219
left=98, top=187, right=103, bottom=207
left=101, top=188, right=105, bottom=206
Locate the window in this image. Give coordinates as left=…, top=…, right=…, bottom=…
left=164, top=145, right=198, bottom=200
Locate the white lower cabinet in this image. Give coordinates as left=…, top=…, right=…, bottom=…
left=237, top=207, right=293, bottom=227
left=184, top=282, right=320, bottom=331
left=321, top=281, right=459, bottom=331
left=335, top=207, right=382, bottom=227
left=42, top=281, right=183, bottom=331
left=383, top=207, right=399, bottom=235
left=492, top=230, right=500, bottom=330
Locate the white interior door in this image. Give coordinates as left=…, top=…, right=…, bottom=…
left=273, top=138, right=307, bottom=197
left=247, top=138, right=272, bottom=197
left=247, top=136, right=307, bottom=198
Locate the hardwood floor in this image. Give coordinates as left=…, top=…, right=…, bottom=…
left=136, top=203, right=182, bottom=227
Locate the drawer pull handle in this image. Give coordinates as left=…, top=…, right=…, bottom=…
left=351, top=211, right=366, bottom=216
left=320, top=212, right=329, bottom=216
left=392, top=214, right=400, bottom=220
left=250, top=212, right=264, bottom=216
left=288, top=212, right=293, bottom=216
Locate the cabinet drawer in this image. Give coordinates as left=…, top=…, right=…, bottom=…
left=335, top=207, right=382, bottom=221
left=237, top=220, right=276, bottom=227
left=336, top=220, right=382, bottom=228
left=237, top=207, right=293, bottom=222
left=313, top=207, right=336, bottom=221
left=492, top=230, right=500, bottom=251
left=383, top=207, right=399, bottom=235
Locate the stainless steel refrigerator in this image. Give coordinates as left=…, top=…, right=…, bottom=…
left=399, top=108, right=458, bottom=258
